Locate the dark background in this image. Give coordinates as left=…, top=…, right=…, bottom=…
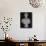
left=20, top=12, right=32, bottom=28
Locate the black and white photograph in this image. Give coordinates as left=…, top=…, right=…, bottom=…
left=20, top=12, right=32, bottom=28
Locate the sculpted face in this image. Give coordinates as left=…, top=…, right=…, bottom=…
left=29, top=0, right=42, bottom=8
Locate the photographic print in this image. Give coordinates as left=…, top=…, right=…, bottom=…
left=20, top=12, right=32, bottom=28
